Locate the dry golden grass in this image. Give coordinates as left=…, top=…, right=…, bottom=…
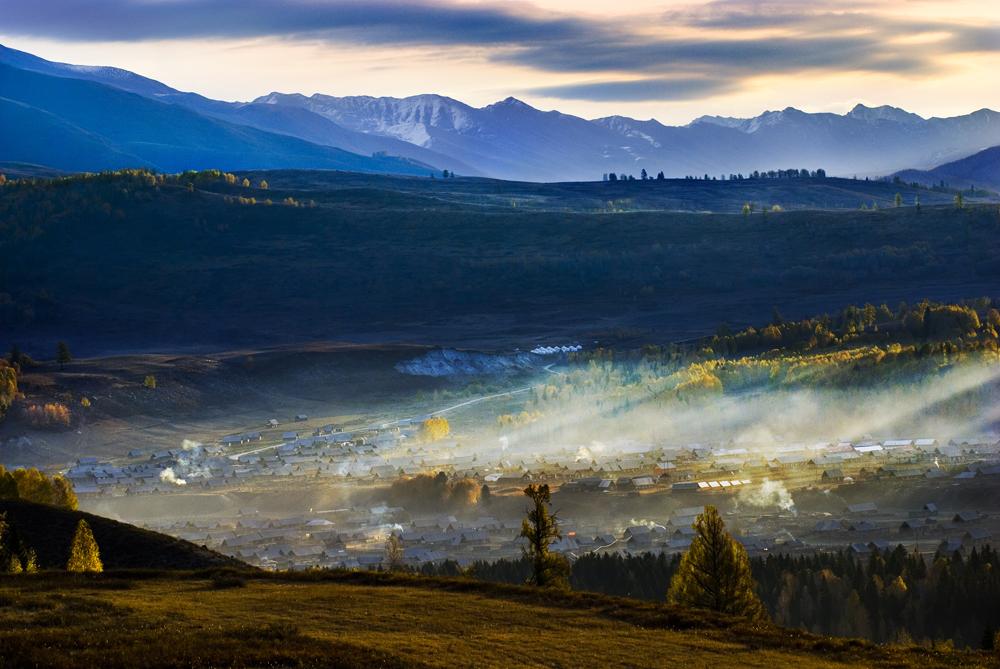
left=0, top=571, right=993, bottom=668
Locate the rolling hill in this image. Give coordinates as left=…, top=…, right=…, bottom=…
left=1, top=170, right=998, bottom=355
left=0, top=569, right=989, bottom=668
left=0, top=499, right=239, bottom=569
left=895, top=145, right=1000, bottom=192
left=0, top=62, right=435, bottom=175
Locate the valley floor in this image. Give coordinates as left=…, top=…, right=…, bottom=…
left=0, top=571, right=989, bottom=668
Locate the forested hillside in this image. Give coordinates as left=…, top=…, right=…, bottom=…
left=1, top=170, right=998, bottom=353
left=424, top=546, right=1000, bottom=650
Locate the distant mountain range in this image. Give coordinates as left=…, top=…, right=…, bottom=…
left=3, top=43, right=1000, bottom=182
left=0, top=47, right=437, bottom=175
left=895, top=145, right=1000, bottom=192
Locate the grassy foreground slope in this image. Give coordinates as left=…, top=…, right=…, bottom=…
left=0, top=500, right=239, bottom=570
left=0, top=570, right=988, bottom=669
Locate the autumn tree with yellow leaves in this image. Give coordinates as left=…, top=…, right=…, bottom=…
left=419, top=416, right=450, bottom=442
left=67, top=519, right=103, bottom=573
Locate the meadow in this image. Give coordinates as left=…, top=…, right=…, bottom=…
left=0, top=569, right=992, bottom=668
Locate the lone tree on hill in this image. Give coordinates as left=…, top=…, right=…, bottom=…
left=667, top=506, right=766, bottom=620
left=520, top=484, right=569, bottom=589
left=56, top=342, right=72, bottom=370
left=67, top=519, right=103, bottom=573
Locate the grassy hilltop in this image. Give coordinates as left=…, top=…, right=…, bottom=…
left=0, top=569, right=991, bottom=669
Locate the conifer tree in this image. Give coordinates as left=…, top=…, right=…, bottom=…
left=520, top=484, right=569, bottom=588
left=667, top=506, right=766, bottom=620
left=56, top=342, right=72, bottom=370
left=23, top=547, right=38, bottom=573
left=0, top=512, right=33, bottom=574
left=67, top=519, right=103, bottom=573
left=6, top=553, right=22, bottom=574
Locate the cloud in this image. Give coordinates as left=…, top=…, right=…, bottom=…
left=2, top=0, right=997, bottom=90
left=530, top=77, right=737, bottom=102
left=505, top=35, right=933, bottom=76
left=1, top=0, right=590, bottom=45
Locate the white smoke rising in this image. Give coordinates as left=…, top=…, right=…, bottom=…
left=173, top=439, right=214, bottom=481
left=737, top=478, right=795, bottom=513
left=159, top=467, right=187, bottom=486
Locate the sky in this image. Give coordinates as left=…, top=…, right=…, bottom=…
left=2, top=0, right=1000, bottom=124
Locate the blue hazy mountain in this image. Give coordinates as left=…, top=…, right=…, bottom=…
left=257, top=92, right=1000, bottom=181
left=0, top=62, right=436, bottom=174
left=895, top=145, right=1000, bottom=192
left=4, top=43, right=1000, bottom=181
left=0, top=44, right=476, bottom=176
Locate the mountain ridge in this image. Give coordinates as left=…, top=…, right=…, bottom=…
left=0, top=62, right=437, bottom=175
left=4, top=42, right=1000, bottom=182
left=895, top=144, right=1000, bottom=191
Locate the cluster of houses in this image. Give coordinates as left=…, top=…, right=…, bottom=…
left=62, top=429, right=1000, bottom=504
left=808, top=498, right=995, bottom=556
left=60, top=426, right=1000, bottom=569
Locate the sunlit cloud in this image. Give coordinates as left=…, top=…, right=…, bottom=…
left=1, top=0, right=998, bottom=120
left=529, top=77, right=737, bottom=102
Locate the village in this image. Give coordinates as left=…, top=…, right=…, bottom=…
left=59, top=410, right=1000, bottom=571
